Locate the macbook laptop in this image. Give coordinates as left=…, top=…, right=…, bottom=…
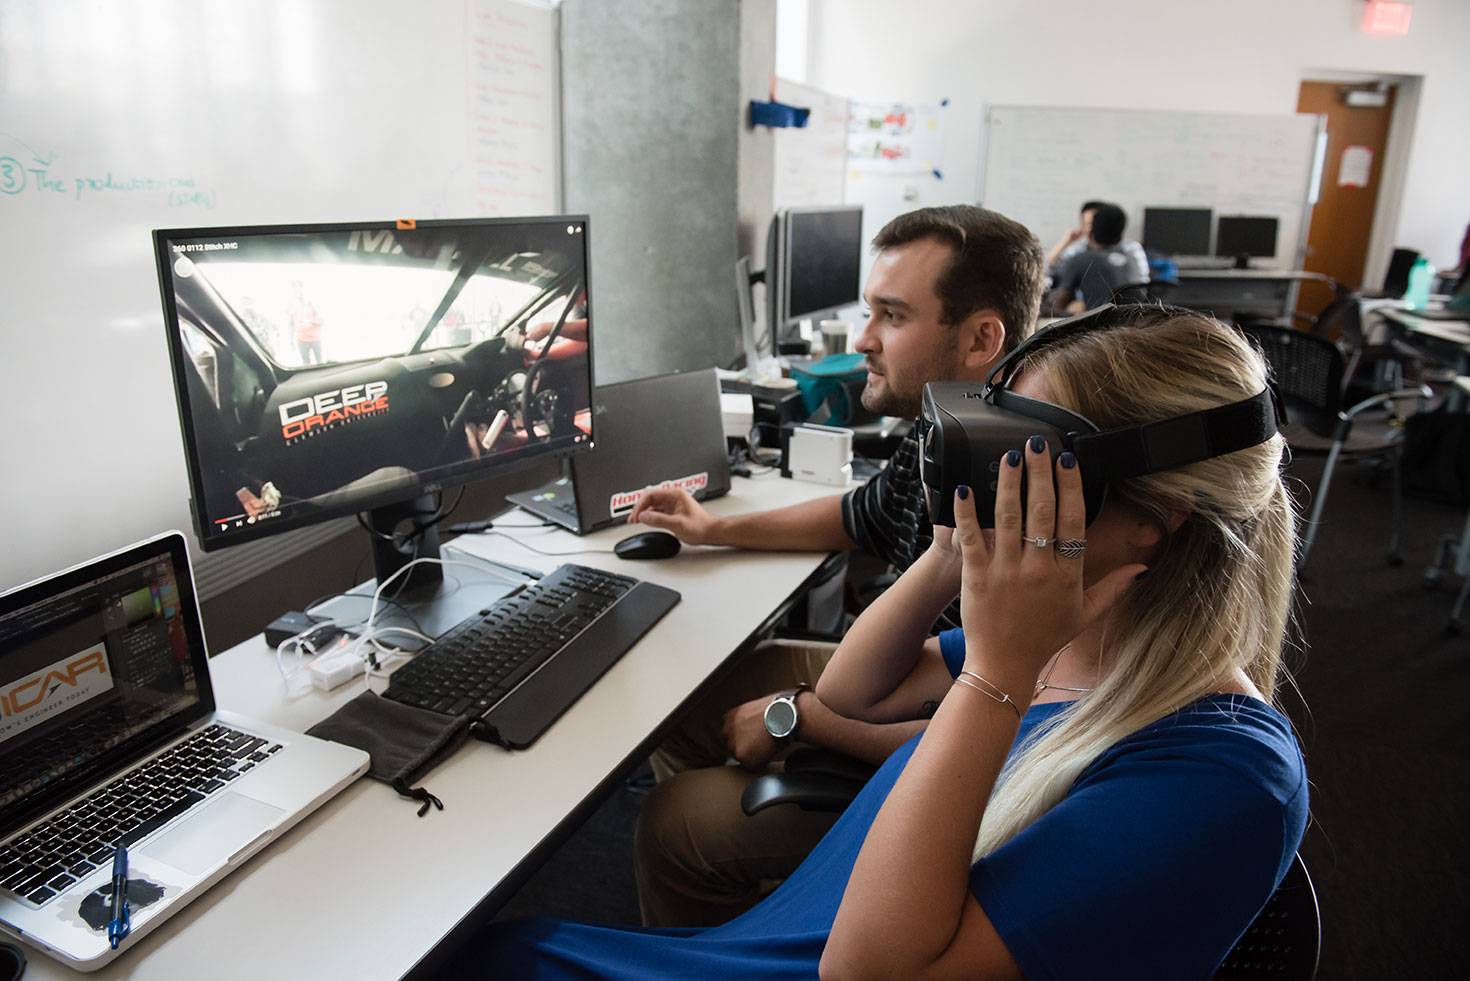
left=0, top=532, right=369, bottom=971
left=508, top=368, right=732, bottom=533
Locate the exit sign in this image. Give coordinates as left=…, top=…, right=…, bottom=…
left=1362, top=1, right=1412, bottom=35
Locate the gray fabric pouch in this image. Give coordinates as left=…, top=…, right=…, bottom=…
left=307, top=691, right=473, bottom=816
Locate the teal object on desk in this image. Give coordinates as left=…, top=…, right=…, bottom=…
left=789, top=353, right=873, bottom=426
left=1404, top=256, right=1435, bottom=310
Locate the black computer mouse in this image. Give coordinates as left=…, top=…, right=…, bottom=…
left=614, top=531, right=682, bottom=560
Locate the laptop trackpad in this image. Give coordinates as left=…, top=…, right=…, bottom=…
left=140, top=792, right=284, bottom=875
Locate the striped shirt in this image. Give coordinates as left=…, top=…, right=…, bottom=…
left=840, top=424, right=962, bottom=631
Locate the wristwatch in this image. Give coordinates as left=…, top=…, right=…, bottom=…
left=763, top=684, right=811, bottom=741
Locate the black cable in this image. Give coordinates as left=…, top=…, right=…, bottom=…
left=354, top=488, right=466, bottom=544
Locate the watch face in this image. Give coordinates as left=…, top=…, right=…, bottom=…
left=764, top=698, right=798, bottom=739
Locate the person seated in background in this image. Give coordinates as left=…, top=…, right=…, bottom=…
left=452, top=304, right=1310, bottom=979
left=625, top=204, right=1045, bottom=928
left=1048, top=202, right=1139, bottom=312
left=1046, top=198, right=1149, bottom=286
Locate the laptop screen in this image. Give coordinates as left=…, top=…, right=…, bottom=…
left=0, top=535, right=214, bottom=833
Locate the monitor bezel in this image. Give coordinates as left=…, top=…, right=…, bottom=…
left=1214, top=215, right=1280, bottom=261
left=1141, top=206, right=1215, bottom=258
left=779, top=204, right=865, bottom=327
left=152, top=215, right=596, bottom=554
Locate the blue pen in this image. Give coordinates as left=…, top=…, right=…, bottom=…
left=107, top=844, right=130, bottom=950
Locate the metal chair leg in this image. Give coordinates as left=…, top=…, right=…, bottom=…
left=1449, top=579, right=1470, bottom=635
left=1387, top=444, right=1405, bottom=566
left=1299, top=441, right=1344, bottom=571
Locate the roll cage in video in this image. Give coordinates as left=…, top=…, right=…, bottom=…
left=161, top=221, right=592, bottom=535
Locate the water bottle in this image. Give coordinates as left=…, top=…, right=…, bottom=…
left=1404, top=256, right=1435, bottom=309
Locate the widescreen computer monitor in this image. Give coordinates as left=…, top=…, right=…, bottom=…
left=153, top=216, right=595, bottom=590
left=1142, top=207, right=1213, bottom=258
left=766, top=205, right=863, bottom=352
left=1215, top=215, right=1280, bottom=268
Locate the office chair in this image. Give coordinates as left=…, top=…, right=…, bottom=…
left=1365, top=247, right=1421, bottom=300
left=1109, top=281, right=1177, bottom=306
left=745, top=761, right=1319, bottom=980
left=1302, top=281, right=1436, bottom=404
left=1240, top=323, right=1431, bottom=571
left=1111, top=282, right=1153, bottom=305
left=740, top=747, right=876, bottom=815
left=1212, top=853, right=1321, bottom=980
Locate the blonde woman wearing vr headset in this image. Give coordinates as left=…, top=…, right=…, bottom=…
left=458, top=305, right=1308, bottom=979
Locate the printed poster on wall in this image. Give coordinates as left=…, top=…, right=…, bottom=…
left=1338, top=145, right=1373, bottom=188
left=847, top=100, right=946, bottom=177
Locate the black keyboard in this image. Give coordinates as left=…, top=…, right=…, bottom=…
left=0, top=724, right=281, bottom=907
left=383, top=564, right=680, bottom=749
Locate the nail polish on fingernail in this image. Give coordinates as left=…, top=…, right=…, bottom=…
left=957, top=484, right=970, bottom=500
left=1006, top=449, right=1022, bottom=467
left=1135, top=569, right=1151, bottom=581
left=1059, top=451, right=1076, bottom=470
left=1028, top=435, right=1046, bottom=454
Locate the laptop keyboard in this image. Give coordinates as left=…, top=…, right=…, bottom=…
left=383, top=563, right=679, bottom=748
left=0, top=724, right=281, bottom=907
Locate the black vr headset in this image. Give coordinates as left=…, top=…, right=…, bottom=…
left=919, top=304, right=1284, bottom=528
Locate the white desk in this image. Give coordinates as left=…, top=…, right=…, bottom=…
left=1169, top=268, right=1324, bottom=323
left=1378, top=305, right=1470, bottom=351
left=22, top=474, right=843, bottom=981
left=1377, top=306, right=1470, bottom=408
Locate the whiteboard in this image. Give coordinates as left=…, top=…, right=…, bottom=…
left=980, top=106, right=1324, bottom=270
left=0, top=0, right=560, bottom=595
left=771, top=77, right=848, bottom=211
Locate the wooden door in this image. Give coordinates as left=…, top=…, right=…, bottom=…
left=1295, top=81, right=1396, bottom=320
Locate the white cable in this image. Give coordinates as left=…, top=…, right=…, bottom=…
left=277, top=555, right=536, bottom=693
left=483, top=529, right=617, bottom=556
left=274, top=617, right=354, bottom=683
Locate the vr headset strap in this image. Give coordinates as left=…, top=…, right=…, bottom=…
left=1071, top=388, right=1281, bottom=485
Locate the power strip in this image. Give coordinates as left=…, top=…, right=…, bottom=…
left=306, top=647, right=367, bottom=691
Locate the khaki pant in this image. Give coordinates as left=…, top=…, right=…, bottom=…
left=636, top=639, right=839, bottom=928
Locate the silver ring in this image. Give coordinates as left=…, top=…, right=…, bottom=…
left=1022, top=535, right=1052, bottom=548
left=1055, top=539, right=1087, bottom=558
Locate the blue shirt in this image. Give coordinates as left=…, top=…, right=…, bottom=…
left=474, top=628, right=1308, bottom=979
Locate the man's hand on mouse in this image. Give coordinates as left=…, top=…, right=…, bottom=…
left=627, top=487, right=721, bottom=545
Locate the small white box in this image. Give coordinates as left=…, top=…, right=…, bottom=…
left=784, top=423, right=853, bottom=486
left=720, top=391, right=755, bottom=439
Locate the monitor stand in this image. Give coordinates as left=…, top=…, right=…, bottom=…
left=1233, top=253, right=1252, bottom=270
left=311, top=493, right=523, bottom=648
left=366, top=494, right=445, bottom=593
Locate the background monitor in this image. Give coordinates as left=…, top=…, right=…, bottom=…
left=1215, top=215, right=1280, bottom=268
left=766, top=205, right=863, bottom=351
left=153, top=216, right=595, bottom=590
left=733, top=254, right=761, bottom=371
left=1142, top=207, right=1213, bottom=257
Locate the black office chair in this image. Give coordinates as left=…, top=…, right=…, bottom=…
left=1111, top=282, right=1153, bottom=306
left=1108, top=281, right=1177, bottom=306
left=745, top=756, right=1319, bottom=980
left=1240, top=323, right=1431, bottom=571
left=740, top=747, right=877, bottom=815
left=1365, top=247, right=1421, bottom=300
left=1212, top=853, right=1321, bottom=980
left=1301, top=282, right=1436, bottom=405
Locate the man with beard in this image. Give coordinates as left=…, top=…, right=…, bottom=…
left=627, top=205, right=1045, bottom=929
